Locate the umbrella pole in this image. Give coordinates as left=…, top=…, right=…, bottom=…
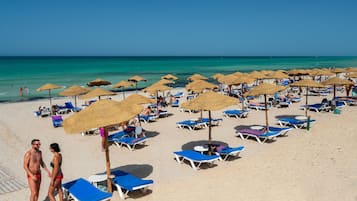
left=305, top=87, right=309, bottom=116
left=333, top=85, right=336, bottom=100
left=264, top=94, right=269, bottom=130
left=74, top=96, right=77, bottom=108
left=104, top=127, right=112, bottom=192
left=123, top=89, right=125, bottom=100
left=136, top=82, right=138, bottom=93
left=49, top=90, right=52, bottom=114
left=208, top=110, right=212, bottom=155
left=241, top=86, right=244, bottom=110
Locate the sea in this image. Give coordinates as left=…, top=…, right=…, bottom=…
left=1, top=56, right=357, bottom=102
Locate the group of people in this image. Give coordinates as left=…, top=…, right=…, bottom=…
left=23, top=139, right=63, bottom=201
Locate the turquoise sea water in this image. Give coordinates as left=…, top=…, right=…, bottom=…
left=1, top=56, right=357, bottom=102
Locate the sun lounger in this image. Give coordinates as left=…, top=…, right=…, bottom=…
left=111, top=170, right=154, bottom=200
left=201, top=118, right=223, bottom=126
left=171, top=99, right=180, bottom=107
left=266, top=126, right=292, bottom=136
left=248, top=103, right=271, bottom=111
left=157, top=110, right=169, bottom=118
left=223, top=109, right=250, bottom=118
left=277, top=117, right=316, bottom=129
left=300, top=103, right=331, bottom=112
left=34, top=107, right=51, bottom=118
left=173, top=92, right=184, bottom=98
left=237, top=129, right=281, bottom=143
left=214, top=145, right=245, bottom=161
left=62, top=178, right=112, bottom=201
left=65, top=102, right=82, bottom=112
left=173, top=150, right=220, bottom=170
left=111, top=137, right=148, bottom=151
left=51, top=115, right=63, bottom=128
left=291, top=97, right=301, bottom=103
left=176, top=120, right=207, bottom=130
left=139, top=114, right=157, bottom=123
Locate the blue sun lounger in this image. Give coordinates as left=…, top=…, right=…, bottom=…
left=201, top=117, right=223, bottom=126
left=111, top=170, right=154, bottom=200
left=111, top=137, right=148, bottom=151
left=52, top=115, right=63, bottom=128
left=277, top=117, right=316, bottom=129
left=176, top=120, right=207, bottom=130
left=62, top=178, right=112, bottom=201
left=223, top=109, right=250, bottom=118
left=173, top=150, right=220, bottom=170
left=139, top=114, right=157, bottom=123
left=237, top=129, right=281, bottom=144
left=248, top=103, right=271, bottom=111
left=214, top=145, right=245, bottom=161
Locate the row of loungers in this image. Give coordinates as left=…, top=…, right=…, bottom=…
left=62, top=169, right=154, bottom=200
left=176, top=118, right=223, bottom=130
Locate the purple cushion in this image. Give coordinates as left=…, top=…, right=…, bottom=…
left=239, top=128, right=264, bottom=135
left=216, top=145, right=227, bottom=153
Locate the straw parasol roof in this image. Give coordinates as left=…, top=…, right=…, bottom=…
left=345, top=67, right=357, bottom=73
left=218, top=74, right=255, bottom=85
left=212, top=73, right=225, bottom=80
left=249, top=71, right=266, bottom=79
left=154, top=79, right=175, bottom=85
left=36, top=83, right=62, bottom=113
left=128, top=75, right=147, bottom=82
left=346, top=73, right=357, bottom=78
left=265, top=71, right=289, bottom=79
left=121, top=94, right=155, bottom=105
left=161, top=74, right=178, bottom=80
left=87, top=78, right=111, bottom=87
left=62, top=99, right=143, bottom=192
left=36, top=83, right=62, bottom=92
left=187, top=74, right=208, bottom=81
left=79, top=88, right=116, bottom=100
left=112, top=80, right=133, bottom=88
left=143, top=83, right=172, bottom=95
left=59, top=85, right=90, bottom=96
left=288, top=69, right=309, bottom=76
left=331, top=68, right=345, bottom=74
left=185, top=80, right=218, bottom=93
left=63, top=100, right=142, bottom=133
left=289, top=79, right=325, bottom=88
left=245, top=83, right=286, bottom=96
left=59, top=85, right=90, bottom=107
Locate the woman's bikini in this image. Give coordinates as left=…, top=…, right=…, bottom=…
left=50, top=158, right=63, bottom=180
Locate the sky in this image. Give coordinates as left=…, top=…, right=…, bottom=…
left=0, top=0, right=357, bottom=56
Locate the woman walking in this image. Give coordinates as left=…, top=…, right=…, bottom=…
left=48, top=143, right=63, bottom=201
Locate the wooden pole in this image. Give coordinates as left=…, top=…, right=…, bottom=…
left=264, top=94, right=269, bottom=130
left=305, top=87, right=309, bottom=117
left=104, top=127, right=112, bottom=192
left=208, top=110, right=212, bottom=155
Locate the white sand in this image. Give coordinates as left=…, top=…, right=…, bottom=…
left=0, top=88, right=356, bottom=201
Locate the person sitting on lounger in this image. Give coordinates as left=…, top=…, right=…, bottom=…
left=142, top=106, right=152, bottom=116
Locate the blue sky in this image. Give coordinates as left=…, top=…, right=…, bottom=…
left=1, top=0, right=356, bottom=56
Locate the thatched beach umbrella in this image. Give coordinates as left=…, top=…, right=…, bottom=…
left=36, top=83, right=62, bottom=113
left=161, top=74, right=178, bottom=80
left=212, top=73, right=225, bottom=80
left=112, top=80, right=133, bottom=99
left=244, top=83, right=286, bottom=130
left=128, top=75, right=147, bottom=93
left=322, top=77, right=354, bottom=99
left=186, top=80, right=218, bottom=93
left=63, top=100, right=143, bottom=192
left=344, top=67, right=357, bottom=73
left=87, top=78, right=112, bottom=87
left=79, top=87, right=116, bottom=100
left=181, top=91, right=237, bottom=153
left=187, top=74, right=208, bottom=81
left=265, top=71, right=289, bottom=79
left=59, top=85, right=90, bottom=107
left=154, top=79, right=175, bottom=85
left=290, top=79, right=325, bottom=116
left=346, top=73, right=357, bottom=78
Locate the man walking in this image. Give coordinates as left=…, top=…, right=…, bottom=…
left=23, top=139, right=51, bottom=201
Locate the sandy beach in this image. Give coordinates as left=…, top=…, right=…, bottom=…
left=0, top=88, right=356, bottom=201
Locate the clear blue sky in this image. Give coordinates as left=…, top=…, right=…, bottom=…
left=1, top=0, right=356, bottom=56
